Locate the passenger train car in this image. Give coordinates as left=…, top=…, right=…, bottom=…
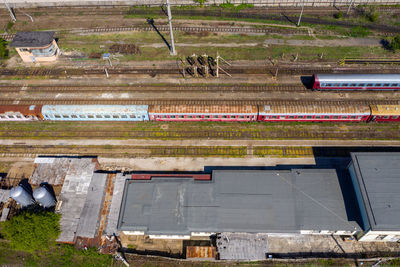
left=149, top=105, right=258, bottom=122
left=0, top=104, right=400, bottom=123
left=312, top=74, right=400, bottom=90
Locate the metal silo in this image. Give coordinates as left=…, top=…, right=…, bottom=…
left=33, top=185, right=56, bottom=208
left=10, top=185, right=35, bottom=207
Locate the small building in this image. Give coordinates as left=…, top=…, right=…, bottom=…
left=10, top=31, right=59, bottom=63
left=348, top=152, right=400, bottom=242
left=117, top=169, right=361, bottom=240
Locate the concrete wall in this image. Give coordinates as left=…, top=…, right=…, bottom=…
left=2, top=0, right=399, bottom=8
left=359, top=230, right=400, bottom=242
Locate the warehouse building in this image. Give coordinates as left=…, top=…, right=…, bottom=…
left=10, top=31, right=59, bottom=63
left=117, top=169, right=361, bottom=239
left=348, top=152, right=400, bottom=242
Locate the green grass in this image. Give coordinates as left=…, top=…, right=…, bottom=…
left=0, top=241, right=111, bottom=267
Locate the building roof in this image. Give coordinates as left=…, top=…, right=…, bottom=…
left=10, top=31, right=55, bottom=47
left=149, top=105, right=257, bottom=114
left=350, top=152, right=400, bottom=231
left=370, top=105, right=400, bottom=116
left=118, top=169, right=360, bottom=235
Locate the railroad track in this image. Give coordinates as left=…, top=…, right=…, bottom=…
left=0, top=85, right=307, bottom=93
left=343, top=59, right=400, bottom=65
left=0, top=99, right=398, bottom=105
left=1, top=66, right=399, bottom=77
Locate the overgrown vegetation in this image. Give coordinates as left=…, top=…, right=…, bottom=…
left=0, top=38, right=8, bottom=59
left=193, top=0, right=207, bottom=7
left=1, top=210, right=60, bottom=254
left=390, top=34, right=400, bottom=51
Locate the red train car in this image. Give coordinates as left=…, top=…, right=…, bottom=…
left=370, top=105, right=400, bottom=122
left=0, top=105, right=43, bottom=121
left=148, top=105, right=258, bottom=122
left=258, top=103, right=371, bottom=122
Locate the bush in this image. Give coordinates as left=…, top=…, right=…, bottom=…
left=0, top=38, right=8, bottom=59
left=390, top=35, right=400, bottom=51
left=6, top=21, right=13, bottom=31
left=1, top=210, right=60, bottom=254
left=193, top=0, right=207, bottom=7
left=333, top=11, right=343, bottom=19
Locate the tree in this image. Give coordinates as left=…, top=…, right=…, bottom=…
left=0, top=38, right=8, bottom=59
left=390, top=35, right=400, bottom=51
left=0, top=210, right=61, bottom=253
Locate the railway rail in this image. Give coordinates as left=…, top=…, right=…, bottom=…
left=0, top=99, right=398, bottom=105
left=342, top=59, right=400, bottom=65
left=0, top=85, right=308, bottom=93
left=1, top=66, right=399, bottom=77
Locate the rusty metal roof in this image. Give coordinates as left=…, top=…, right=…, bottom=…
left=186, top=246, right=216, bottom=259
left=259, top=104, right=370, bottom=115
left=370, top=105, right=400, bottom=116
left=149, top=105, right=257, bottom=114
left=0, top=105, right=42, bottom=116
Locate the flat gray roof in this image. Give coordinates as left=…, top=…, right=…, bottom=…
left=118, top=169, right=360, bottom=235
left=10, top=31, right=55, bottom=47
left=350, top=152, right=400, bottom=231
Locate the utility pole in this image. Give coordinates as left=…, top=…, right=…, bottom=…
left=166, top=0, right=176, bottom=55
left=2, top=0, right=16, bottom=22
left=346, top=0, right=355, bottom=15
left=297, top=0, right=304, bottom=27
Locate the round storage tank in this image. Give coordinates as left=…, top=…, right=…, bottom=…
left=10, top=185, right=35, bottom=207
left=33, top=185, right=56, bottom=208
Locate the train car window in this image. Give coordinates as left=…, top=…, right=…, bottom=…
left=88, top=115, right=94, bottom=118
left=96, top=115, right=103, bottom=118
left=179, top=115, right=185, bottom=118
left=222, top=115, right=228, bottom=119
left=326, top=84, right=332, bottom=87
left=79, top=115, right=86, bottom=118
left=0, top=115, right=5, bottom=119
left=188, top=115, right=193, bottom=118
left=332, top=116, right=339, bottom=119
left=306, top=116, right=312, bottom=119
left=16, top=115, right=22, bottom=118
left=112, top=115, right=119, bottom=118
left=342, top=83, right=348, bottom=87
left=161, top=115, right=167, bottom=118
left=170, top=115, right=176, bottom=118
left=383, top=116, right=390, bottom=119
left=279, top=116, right=286, bottom=119
left=271, top=116, right=278, bottom=119
left=62, top=115, right=69, bottom=118
left=358, top=84, right=365, bottom=87
left=350, top=116, right=357, bottom=119
left=71, top=115, right=78, bottom=118
left=128, top=115, right=135, bottom=118
left=323, top=116, right=330, bottom=119
left=350, top=84, right=357, bottom=87
left=321, top=83, right=326, bottom=87
left=333, top=84, right=339, bottom=87
left=239, top=116, right=245, bottom=119
left=384, top=84, right=390, bottom=87
left=367, top=83, right=373, bottom=86
left=288, top=116, right=295, bottom=119
left=392, top=116, right=399, bottom=119
left=391, top=84, right=398, bottom=87
left=212, top=115, right=219, bottom=118
left=375, top=84, right=381, bottom=86
left=196, top=116, right=201, bottom=119
left=121, top=115, right=127, bottom=118
left=297, top=116, right=304, bottom=119
left=204, top=115, right=210, bottom=119
left=315, top=116, right=321, bottom=119
left=54, top=115, right=61, bottom=118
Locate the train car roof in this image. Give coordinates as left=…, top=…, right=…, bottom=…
left=370, top=105, right=400, bottom=116
left=0, top=105, right=42, bottom=115
left=149, top=105, right=258, bottom=114
left=316, top=74, right=400, bottom=83
left=258, top=103, right=370, bottom=115
left=42, top=105, right=148, bottom=114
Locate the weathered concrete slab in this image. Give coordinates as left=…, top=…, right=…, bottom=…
left=105, top=173, right=126, bottom=236
left=76, top=173, right=107, bottom=238
left=217, top=233, right=269, bottom=260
